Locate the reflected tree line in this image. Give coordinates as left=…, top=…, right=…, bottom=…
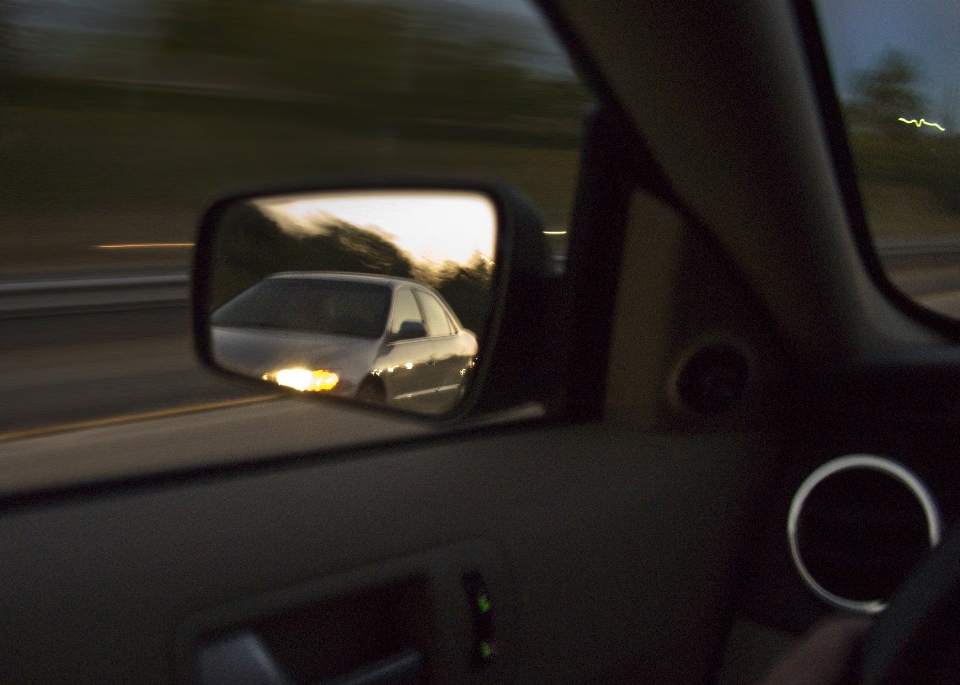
left=212, top=203, right=492, bottom=334
left=844, top=49, right=960, bottom=218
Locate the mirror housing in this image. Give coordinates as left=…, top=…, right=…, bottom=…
left=192, top=178, right=559, bottom=419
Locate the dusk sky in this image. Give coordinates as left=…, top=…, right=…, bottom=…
left=814, top=0, right=960, bottom=117
left=256, top=191, right=496, bottom=265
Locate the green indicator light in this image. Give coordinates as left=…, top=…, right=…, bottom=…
left=477, top=594, right=491, bottom=613
left=480, top=642, right=493, bottom=660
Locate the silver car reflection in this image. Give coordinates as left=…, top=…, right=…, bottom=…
left=210, top=272, right=479, bottom=414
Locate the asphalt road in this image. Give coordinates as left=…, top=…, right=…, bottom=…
left=0, top=301, right=551, bottom=495
left=0, top=303, right=444, bottom=445
left=0, top=393, right=435, bottom=496
left=0, top=303, right=444, bottom=492
left=0, top=306, right=254, bottom=436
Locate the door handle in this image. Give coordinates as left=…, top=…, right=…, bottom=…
left=321, top=649, right=422, bottom=685
left=198, top=631, right=423, bottom=685
left=197, top=632, right=292, bottom=685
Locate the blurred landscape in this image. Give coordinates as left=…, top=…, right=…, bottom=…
left=0, top=0, right=590, bottom=272
left=843, top=49, right=960, bottom=240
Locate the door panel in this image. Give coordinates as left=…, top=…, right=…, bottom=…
left=0, top=426, right=767, bottom=685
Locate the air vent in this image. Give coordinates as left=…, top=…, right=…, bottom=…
left=788, top=455, right=941, bottom=614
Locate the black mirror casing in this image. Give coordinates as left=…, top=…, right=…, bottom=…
left=191, top=177, right=562, bottom=420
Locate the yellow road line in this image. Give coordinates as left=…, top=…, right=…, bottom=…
left=0, top=394, right=281, bottom=444
left=95, top=243, right=195, bottom=249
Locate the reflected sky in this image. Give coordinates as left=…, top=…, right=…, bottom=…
left=255, top=191, right=496, bottom=265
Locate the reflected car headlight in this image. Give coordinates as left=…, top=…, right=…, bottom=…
left=262, top=368, right=340, bottom=392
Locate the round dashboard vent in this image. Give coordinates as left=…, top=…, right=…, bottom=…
left=788, top=455, right=941, bottom=614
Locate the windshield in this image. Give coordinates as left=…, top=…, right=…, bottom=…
left=212, top=278, right=392, bottom=339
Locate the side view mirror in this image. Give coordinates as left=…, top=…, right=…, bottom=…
left=389, top=320, right=427, bottom=343
left=192, top=179, right=557, bottom=418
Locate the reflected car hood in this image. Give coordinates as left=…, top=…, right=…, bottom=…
left=212, top=326, right=381, bottom=380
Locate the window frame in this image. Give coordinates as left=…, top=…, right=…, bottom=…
left=413, top=289, right=457, bottom=338
left=387, top=287, right=426, bottom=343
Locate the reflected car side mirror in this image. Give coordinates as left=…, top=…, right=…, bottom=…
left=192, top=178, right=558, bottom=418
left=389, top=320, right=427, bottom=343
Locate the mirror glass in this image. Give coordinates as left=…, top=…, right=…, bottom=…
left=206, top=189, right=497, bottom=415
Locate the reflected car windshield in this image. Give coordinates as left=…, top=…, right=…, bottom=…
left=212, top=278, right=392, bottom=339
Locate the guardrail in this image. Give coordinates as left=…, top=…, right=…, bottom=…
left=0, top=273, right=189, bottom=319
left=1, top=236, right=960, bottom=319
left=874, top=237, right=960, bottom=259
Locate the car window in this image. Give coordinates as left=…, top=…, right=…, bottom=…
left=0, top=0, right=593, bottom=468
left=212, top=278, right=392, bottom=339
left=389, top=288, right=425, bottom=337
left=415, top=290, right=454, bottom=337
left=811, top=0, right=960, bottom=320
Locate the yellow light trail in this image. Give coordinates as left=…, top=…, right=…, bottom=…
left=543, top=230, right=568, bottom=235
left=898, top=118, right=946, bottom=131
left=95, top=243, right=194, bottom=249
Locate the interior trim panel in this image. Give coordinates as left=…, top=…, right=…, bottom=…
left=0, top=425, right=770, bottom=684
left=737, top=360, right=960, bottom=637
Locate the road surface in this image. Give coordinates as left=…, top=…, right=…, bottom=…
left=0, top=298, right=546, bottom=495
left=0, top=306, right=252, bottom=436
left=0, top=303, right=437, bottom=487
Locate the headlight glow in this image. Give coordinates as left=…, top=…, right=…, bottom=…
left=262, top=368, right=340, bottom=392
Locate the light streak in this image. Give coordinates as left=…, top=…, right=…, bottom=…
left=543, top=230, right=567, bottom=235
left=898, top=118, right=946, bottom=131
left=96, top=243, right=194, bottom=249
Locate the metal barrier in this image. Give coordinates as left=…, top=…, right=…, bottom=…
left=0, top=273, right=189, bottom=319
left=2, top=236, right=960, bottom=319
left=874, top=237, right=960, bottom=258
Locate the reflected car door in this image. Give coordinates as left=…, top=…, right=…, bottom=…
left=414, top=289, right=466, bottom=404
left=379, top=287, right=435, bottom=408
